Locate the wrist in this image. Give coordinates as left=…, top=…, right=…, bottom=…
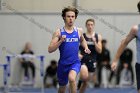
left=113, top=58, right=118, bottom=63
left=85, top=46, right=88, bottom=50
left=58, top=40, right=63, bottom=43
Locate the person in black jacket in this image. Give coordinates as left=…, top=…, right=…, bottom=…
left=97, top=39, right=111, bottom=87
left=44, top=60, right=58, bottom=88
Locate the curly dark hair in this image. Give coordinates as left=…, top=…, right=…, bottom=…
left=62, top=6, right=79, bottom=20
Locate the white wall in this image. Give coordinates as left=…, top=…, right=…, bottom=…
left=0, top=12, right=139, bottom=87
left=80, top=0, right=139, bottom=12
left=2, top=0, right=74, bottom=12
left=1, top=0, right=139, bottom=12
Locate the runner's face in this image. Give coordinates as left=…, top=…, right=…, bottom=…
left=64, top=11, right=76, bottom=26
left=86, top=21, right=95, bottom=32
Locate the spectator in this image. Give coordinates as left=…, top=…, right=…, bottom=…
left=19, top=42, right=35, bottom=84
left=44, top=60, right=58, bottom=88
left=119, top=62, right=133, bottom=86
left=116, top=48, right=134, bottom=85
left=97, top=39, right=111, bottom=87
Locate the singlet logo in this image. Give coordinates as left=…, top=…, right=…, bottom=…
left=87, top=41, right=94, bottom=45
left=66, top=38, right=78, bottom=42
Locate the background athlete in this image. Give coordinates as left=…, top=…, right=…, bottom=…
left=111, top=2, right=140, bottom=93
left=78, top=18, right=102, bottom=93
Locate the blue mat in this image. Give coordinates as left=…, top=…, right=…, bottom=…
left=0, top=87, right=137, bottom=93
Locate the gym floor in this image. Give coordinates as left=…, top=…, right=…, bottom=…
left=0, top=87, right=137, bottom=93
